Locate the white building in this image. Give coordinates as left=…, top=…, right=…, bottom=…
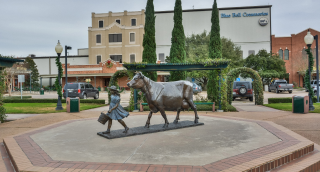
left=155, top=5, right=272, bottom=62
left=19, top=5, right=272, bottom=86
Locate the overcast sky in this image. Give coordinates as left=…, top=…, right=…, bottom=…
left=0, top=0, right=319, bottom=57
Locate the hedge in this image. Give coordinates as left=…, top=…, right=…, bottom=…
left=4, top=96, right=32, bottom=99
left=124, top=104, right=237, bottom=112
left=268, top=97, right=317, bottom=104
left=3, top=99, right=105, bottom=104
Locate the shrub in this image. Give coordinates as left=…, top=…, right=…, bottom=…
left=3, top=99, right=105, bottom=104
left=4, top=96, right=32, bottom=99
left=124, top=103, right=237, bottom=112
left=268, top=97, right=317, bottom=104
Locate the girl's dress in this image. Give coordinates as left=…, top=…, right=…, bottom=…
left=107, top=94, right=129, bottom=120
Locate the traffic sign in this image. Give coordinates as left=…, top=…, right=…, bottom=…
left=236, top=78, right=240, bottom=81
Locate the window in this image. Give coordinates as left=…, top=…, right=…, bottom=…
left=248, top=50, right=255, bottom=56
left=110, top=55, right=122, bottom=63
left=302, top=48, right=307, bottom=59
left=159, top=53, right=165, bottom=62
left=80, top=84, right=85, bottom=89
left=130, top=33, right=135, bottom=42
left=109, top=34, right=122, bottom=43
left=97, top=55, right=101, bottom=64
left=116, top=19, right=120, bottom=24
left=130, top=54, right=135, bottom=63
left=240, top=51, right=243, bottom=59
left=278, top=49, right=283, bottom=59
left=284, top=49, right=289, bottom=60
left=96, top=34, right=101, bottom=44
left=131, top=19, right=136, bottom=26
left=86, top=83, right=93, bottom=89
left=99, top=21, right=103, bottom=28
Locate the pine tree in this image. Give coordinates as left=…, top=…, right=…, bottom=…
left=207, top=0, right=222, bottom=102
left=209, top=0, right=222, bottom=59
left=142, top=0, right=157, bottom=81
left=169, top=0, right=186, bottom=81
left=25, top=57, right=40, bottom=87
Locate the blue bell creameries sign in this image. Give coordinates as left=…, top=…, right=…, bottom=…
left=221, top=12, right=269, bottom=26
left=221, top=12, right=268, bottom=18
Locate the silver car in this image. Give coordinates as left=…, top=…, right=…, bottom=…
left=193, top=83, right=202, bottom=94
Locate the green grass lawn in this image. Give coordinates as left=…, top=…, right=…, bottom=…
left=3, top=103, right=106, bottom=114
left=264, top=103, right=320, bottom=113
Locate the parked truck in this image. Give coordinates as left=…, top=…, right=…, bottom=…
left=268, top=79, right=294, bottom=94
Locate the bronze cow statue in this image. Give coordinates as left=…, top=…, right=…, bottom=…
left=127, top=72, right=199, bottom=128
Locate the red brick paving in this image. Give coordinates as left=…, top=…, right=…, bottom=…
left=2, top=115, right=320, bottom=172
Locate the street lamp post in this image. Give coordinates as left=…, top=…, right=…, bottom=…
left=305, top=30, right=319, bottom=103
left=64, top=45, right=72, bottom=98
left=55, top=41, right=63, bottom=110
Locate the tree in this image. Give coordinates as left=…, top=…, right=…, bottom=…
left=242, top=50, right=287, bottom=85
left=221, top=38, right=243, bottom=69
left=185, top=31, right=243, bottom=90
left=24, top=56, right=40, bottom=87
left=142, top=0, right=157, bottom=81
left=169, top=0, right=186, bottom=81
left=207, top=0, right=222, bottom=102
left=185, top=31, right=210, bottom=90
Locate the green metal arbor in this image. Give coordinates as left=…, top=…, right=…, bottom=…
left=227, top=67, right=264, bottom=105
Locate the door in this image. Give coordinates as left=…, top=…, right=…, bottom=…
left=270, top=81, right=275, bottom=90
left=85, top=83, right=92, bottom=97
left=104, top=78, right=110, bottom=87
left=88, top=83, right=95, bottom=97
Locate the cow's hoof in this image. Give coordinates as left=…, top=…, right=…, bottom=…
left=144, top=124, right=150, bottom=128
left=163, top=123, right=169, bottom=128
left=194, top=119, right=198, bottom=124
left=173, top=120, right=179, bottom=124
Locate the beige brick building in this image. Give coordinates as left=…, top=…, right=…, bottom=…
left=88, top=10, right=145, bottom=64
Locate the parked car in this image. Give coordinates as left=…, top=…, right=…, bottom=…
left=233, top=81, right=253, bottom=101
left=193, top=83, right=202, bottom=94
left=63, top=82, right=99, bottom=99
left=306, top=80, right=320, bottom=92
left=269, top=79, right=293, bottom=94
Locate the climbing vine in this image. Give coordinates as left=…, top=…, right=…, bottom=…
left=305, top=46, right=315, bottom=98
left=227, top=67, right=264, bottom=105
left=0, top=69, right=6, bottom=123
left=108, top=70, right=135, bottom=112
left=54, top=56, right=63, bottom=98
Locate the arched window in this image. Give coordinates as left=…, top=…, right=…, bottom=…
left=278, top=49, right=283, bottom=59
left=302, top=48, right=307, bottom=59
left=284, top=49, right=289, bottom=60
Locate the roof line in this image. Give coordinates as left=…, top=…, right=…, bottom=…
left=17, top=55, right=89, bottom=59
left=155, top=5, right=272, bottom=14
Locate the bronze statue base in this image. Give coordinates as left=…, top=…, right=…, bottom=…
left=97, top=120, right=204, bottom=139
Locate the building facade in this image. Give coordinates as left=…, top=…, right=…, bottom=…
left=88, top=10, right=145, bottom=64
left=19, top=5, right=274, bottom=87
left=272, top=28, right=320, bottom=86
left=155, top=6, right=272, bottom=62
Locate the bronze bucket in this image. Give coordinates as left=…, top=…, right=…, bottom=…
left=98, top=113, right=109, bottom=125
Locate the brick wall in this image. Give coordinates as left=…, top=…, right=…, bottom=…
left=272, top=28, right=320, bottom=86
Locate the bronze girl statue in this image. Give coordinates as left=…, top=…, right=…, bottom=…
left=98, top=86, right=129, bottom=134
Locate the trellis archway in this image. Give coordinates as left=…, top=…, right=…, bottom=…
left=108, top=70, right=135, bottom=111
left=227, top=67, right=264, bottom=105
